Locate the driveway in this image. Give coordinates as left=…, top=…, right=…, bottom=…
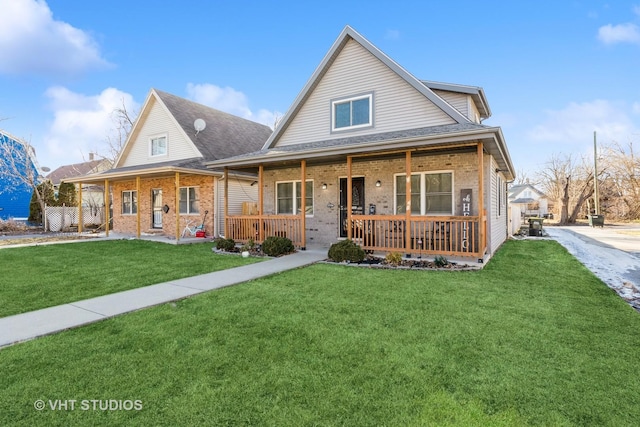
left=545, top=224, right=640, bottom=310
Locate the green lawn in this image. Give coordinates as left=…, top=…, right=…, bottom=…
left=0, top=240, right=261, bottom=317
left=1, top=240, right=639, bottom=426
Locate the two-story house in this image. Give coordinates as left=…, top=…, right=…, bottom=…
left=208, top=26, right=515, bottom=262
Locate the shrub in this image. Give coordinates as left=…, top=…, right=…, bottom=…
left=385, top=252, right=403, bottom=266
left=0, top=219, right=28, bottom=233
left=434, top=255, right=449, bottom=267
left=215, top=238, right=237, bottom=252
left=328, top=239, right=365, bottom=263
left=262, top=236, right=295, bottom=257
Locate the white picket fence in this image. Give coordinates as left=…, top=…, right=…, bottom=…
left=45, top=205, right=104, bottom=232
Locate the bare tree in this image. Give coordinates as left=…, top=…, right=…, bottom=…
left=538, top=153, right=594, bottom=224
left=600, top=140, right=640, bottom=220
left=100, top=98, right=137, bottom=165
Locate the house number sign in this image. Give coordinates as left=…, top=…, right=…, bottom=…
left=460, top=189, right=472, bottom=250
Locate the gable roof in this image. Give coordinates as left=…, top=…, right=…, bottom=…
left=508, top=184, right=546, bottom=199
left=152, top=89, right=272, bottom=162
left=421, top=80, right=491, bottom=119
left=262, top=25, right=471, bottom=150
left=69, top=90, right=273, bottom=184
left=46, top=159, right=107, bottom=185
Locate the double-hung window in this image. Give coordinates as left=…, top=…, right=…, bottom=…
left=331, top=93, right=373, bottom=131
left=179, top=187, right=199, bottom=214
left=122, top=190, right=137, bottom=215
left=276, top=180, right=313, bottom=215
left=395, top=172, right=453, bottom=215
left=150, top=135, right=167, bottom=157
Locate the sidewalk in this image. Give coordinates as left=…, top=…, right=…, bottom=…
left=0, top=248, right=326, bottom=349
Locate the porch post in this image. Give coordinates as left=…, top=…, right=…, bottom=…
left=136, top=176, right=141, bottom=239
left=104, top=179, right=110, bottom=237
left=258, top=165, right=264, bottom=242
left=77, top=181, right=83, bottom=233
left=224, top=168, right=229, bottom=238
left=175, top=172, right=180, bottom=241
left=477, top=142, right=485, bottom=258
left=405, top=150, right=412, bottom=252
left=347, top=156, right=352, bottom=240
left=300, top=160, right=306, bottom=249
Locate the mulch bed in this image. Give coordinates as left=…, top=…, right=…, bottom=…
left=322, top=255, right=476, bottom=270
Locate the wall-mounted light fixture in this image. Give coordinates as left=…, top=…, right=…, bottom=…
left=495, top=169, right=503, bottom=173
left=375, top=180, right=382, bottom=187
left=322, top=183, right=327, bottom=190
left=250, top=181, right=258, bottom=186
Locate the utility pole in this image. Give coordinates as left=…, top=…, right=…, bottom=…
left=593, top=131, right=599, bottom=215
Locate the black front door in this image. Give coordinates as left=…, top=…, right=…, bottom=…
left=339, top=177, right=365, bottom=238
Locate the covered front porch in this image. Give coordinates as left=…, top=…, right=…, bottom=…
left=222, top=142, right=488, bottom=261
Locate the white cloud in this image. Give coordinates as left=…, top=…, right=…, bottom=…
left=43, top=87, right=138, bottom=166
left=597, top=23, right=640, bottom=45
left=186, top=83, right=282, bottom=128
left=0, top=0, right=110, bottom=76
left=527, top=100, right=640, bottom=146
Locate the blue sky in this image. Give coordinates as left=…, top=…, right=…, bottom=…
left=1, top=0, right=639, bottom=177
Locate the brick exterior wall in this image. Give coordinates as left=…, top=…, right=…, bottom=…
left=262, top=151, right=481, bottom=246
left=111, top=175, right=215, bottom=237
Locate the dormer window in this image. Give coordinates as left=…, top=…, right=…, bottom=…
left=150, top=135, right=167, bottom=157
left=331, top=93, right=373, bottom=132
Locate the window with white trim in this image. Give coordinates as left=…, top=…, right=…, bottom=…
left=150, top=135, right=167, bottom=157
left=276, top=180, right=313, bottom=215
left=331, top=93, right=372, bottom=131
left=179, top=186, right=199, bottom=214
left=395, top=172, right=453, bottom=215
left=122, top=190, right=137, bottom=215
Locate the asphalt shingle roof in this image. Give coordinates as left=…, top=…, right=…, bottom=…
left=154, top=89, right=273, bottom=162
left=46, top=160, right=106, bottom=185
left=215, top=122, right=490, bottom=163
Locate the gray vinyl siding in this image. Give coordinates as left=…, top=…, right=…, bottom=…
left=488, top=156, right=507, bottom=255
left=276, top=39, right=455, bottom=147
left=432, top=91, right=481, bottom=123
left=121, top=98, right=201, bottom=167
left=433, top=90, right=468, bottom=117
left=216, top=177, right=258, bottom=237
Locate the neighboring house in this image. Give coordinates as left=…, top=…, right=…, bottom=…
left=208, top=26, right=515, bottom=262
left=508, top=183, right=548, bottom=220
left=0, top=129, right=44, bottom=220
left=67, top=89, right=272, bottom=238
left=46, top=154, right=112, bottom=208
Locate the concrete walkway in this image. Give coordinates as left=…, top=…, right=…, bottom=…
left=0, top=249, right=326, bottom=348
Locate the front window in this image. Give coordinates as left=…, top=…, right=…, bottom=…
left=150, top=136, right=167, bottom=156
left=276, top=180, right=313, bottom=215
left=332, top=93, right=372, bottom=131
left=395, top=172, right=453, bottom=215
left=122, top=190, right=137, bottom=215
left=179, top=187, right=199, bottom=214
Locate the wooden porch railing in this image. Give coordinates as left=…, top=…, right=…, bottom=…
left=351, top=214, right=485, bottom=258
left=226, top=215, right=303, bottom=248
left=226, top=214, right=486, bottom=259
